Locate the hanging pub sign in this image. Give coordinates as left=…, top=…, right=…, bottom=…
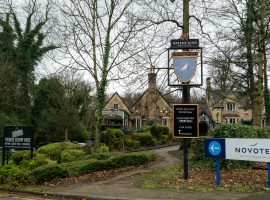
left=172, top=51, right=198, bottom=83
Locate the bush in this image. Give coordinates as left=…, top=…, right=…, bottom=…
left=32, top=164, right=69, bottom=183
left=28, top=153, right=56, bottom=169
left=145, top=125, right=170, bottom=141
left=131, top=132, right=155, bottom=146
left=111, top=151, right=156, bottom=168
left=11, top=150, right=31, bottom=165
left=69, top=124, right=90, bottom=142
left=37, top=142, right=80, bottom=163
left=98, top=145, right=110, bottom=153
left=61, top=149, right=85, bottom=163
left=82, top=144, right=93, bottom=154
left=211, top=124, right=257, bottom=138
left=190, top=137, right=207, bottom=161
left=125, top=139, right=140, bottom=149
left=101, top=128, right=124, bottom=150
left=159, top=135, right=169, bottom=144
left=10, top=167, right=33, bottom=186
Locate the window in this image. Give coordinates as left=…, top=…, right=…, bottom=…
left=113, top=104, right=118, bottom=109
left=225, top=118, right=238, bottom=124
left=227, top=103, right=236, bottom=111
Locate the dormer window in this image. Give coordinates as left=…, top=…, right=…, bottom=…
left=227, top=103, right=236, bottom=111
left=113, top=104, right=118, bottom=109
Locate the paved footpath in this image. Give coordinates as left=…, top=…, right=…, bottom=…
left=39, top=145, right=270, bottom=200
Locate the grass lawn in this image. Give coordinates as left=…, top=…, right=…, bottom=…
left=138, top=163, right=269, bottom=192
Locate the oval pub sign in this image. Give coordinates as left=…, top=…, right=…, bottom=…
left=172, top=51, right=198, bottom=83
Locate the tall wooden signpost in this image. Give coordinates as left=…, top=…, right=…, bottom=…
left=169, top=0, right=203, bottom=180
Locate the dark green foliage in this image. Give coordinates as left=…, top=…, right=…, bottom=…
left=125, top=138, right=140, bottom=149
left=131, top=132, right=155, bottom=146
left=60, top=151, right=156, bottom=177
left=11, top=150, right=31, bottom=165
left=0, top=7, right=57, bottom=123
left=32, top=76, right=92, bottom=143
left=145, top=125, right=170, bottom=141
left=10, top=167, right=34, bottom=186
left=211, top=124, right=257, bottom=138
left=32, top=164, right=69, bottom=183
left=69, top=125, right=90, bottom=142
left=101, top=128, right=124, bottom=149
left=111, top=151, right=156, bottom=168
left=190, top=137, right=207, bottom=161
left=0, top=113, right=21, bottom=138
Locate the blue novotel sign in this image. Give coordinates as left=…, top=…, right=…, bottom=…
left=205, top=138, right=270, bottom=187
left=205, top=138, right=270, bottom=162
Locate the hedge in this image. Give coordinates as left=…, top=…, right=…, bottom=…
left=32, top=164, right=69, bottom=183
left=34, top=151, right=156, bottom=183
left=131, top=132, right=155, bottom=146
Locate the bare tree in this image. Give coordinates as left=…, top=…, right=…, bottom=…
left=55, top=0, right=154, bottom=149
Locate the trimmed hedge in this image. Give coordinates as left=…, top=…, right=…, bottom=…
left=0, top=150, right=156, bottom=185
left=37, top=151, right=156, bottom=182
left=32, top=164, right=69, bottom=183
left=131, top=132, right=155, bottom=146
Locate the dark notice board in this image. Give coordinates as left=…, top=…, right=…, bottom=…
left=173, top=104, right=199, bottom=138
left=3, top=126, right=34, bottom=150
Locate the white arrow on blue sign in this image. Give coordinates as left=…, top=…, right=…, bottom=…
left=204, top=138, right=225, bottom=159
left=208, top=141, right=221, bottom=156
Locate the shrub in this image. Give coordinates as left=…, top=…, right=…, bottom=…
left=145, top=125, right=170, bottom=141
left=111, top=151, right=156, bottom=168
left=11, top=150, right=31, bottom=165
left=159, top=135, right=169, bottom=144
left=61, top=149, right=85, bottom=163
left=190, top=137, right=207, bottom=161
left=98, top=145, right=109, bottom=153
left=82, top=143, right=93, bottom=154
left=28, top=153, right=56, bottom=169
left=0, top=166, right=10, bottom=184
left=131, top=132, right=155, bottom=146
left=101, top=128, right=124, bottom=150
left=211, top=124, right=257, bottom=138
left=125, top=139, right=140, bottom=149
left=37, top=142, right=80, bottom=163
left=32, top=164, right=69, bottom=183
left=10, top=167, right=33, bottom=186
left=69, top=124, right=90, bottom=142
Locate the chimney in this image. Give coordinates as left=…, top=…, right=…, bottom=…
left=148, top=66, right=157, bottom=91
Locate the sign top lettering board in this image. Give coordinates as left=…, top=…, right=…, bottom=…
left=173, top=104, right=199, bottom=138
left=170, top=39, right=199, bottom=49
